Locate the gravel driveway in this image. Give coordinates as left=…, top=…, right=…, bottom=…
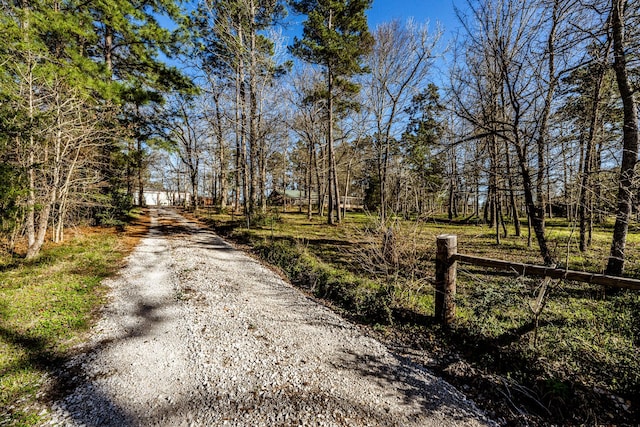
left=45, top=208, right=493, bottom=426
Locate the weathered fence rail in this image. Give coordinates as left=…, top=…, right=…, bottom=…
left=434, top=234, right=640, bottom=325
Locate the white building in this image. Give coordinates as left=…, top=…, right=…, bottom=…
left=133, top=190, right=191, bottom=206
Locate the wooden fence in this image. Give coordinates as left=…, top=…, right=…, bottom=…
left=434, top=234, right=640, bottom=325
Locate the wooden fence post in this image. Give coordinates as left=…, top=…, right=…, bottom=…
left=435, top=234, right=457, bottom=325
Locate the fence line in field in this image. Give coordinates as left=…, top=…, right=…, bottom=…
left=434, top=234, right=640, bottom=325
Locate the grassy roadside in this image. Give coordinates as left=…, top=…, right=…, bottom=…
left=193, top=207, right=639, bottom=426
left=0, top=210, right=149, bottom=426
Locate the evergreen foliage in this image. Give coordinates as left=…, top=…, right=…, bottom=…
left=0, top=0, right=189, bottom=257
left=289, top=0, right=372, bottom=224
left=289, top=0, right=373, bottom=78
left=402, top=83, right=445, bottom=192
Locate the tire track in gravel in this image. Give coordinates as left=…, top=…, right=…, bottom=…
left=45, top=208, right=495, bottom=426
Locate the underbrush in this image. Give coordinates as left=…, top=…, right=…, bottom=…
left=254, top=238, right=395, bottom=325
left=451, top=269, right=639, bottom=424
left=0, top=211, right=147, bottom=426
left=198, top=208, right=639, bottom=425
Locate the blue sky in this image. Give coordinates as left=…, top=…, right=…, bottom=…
left=363, top=0, right=465, bottom=85
left=284, top=0, right=464, bottom=43
left=274, top=1, right=461, bottom=86
left=366, top=0, right=461, bottom=33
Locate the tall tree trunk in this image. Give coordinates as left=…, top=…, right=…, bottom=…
left=474, top=171, right=480, bottom=217
left=191, top=171, right=198, bottom=211
left=127, top=139, right=133, bottom=197
left=328, top=9, right=341, bottom=224
left=248, top=7, right=258, bottom=216
left=260, top=144, right=267, bottom=212
left=526, top=206, right=532, bottom=247
left=26, top=193, right=53, bottom=259
left=494, top=191, right=501, bottom=244
left=105, top=25, right=113, bottom=73
left=137, top=135, right=144, bottom=208
left=606, top=0, right=639, bottom=276
left=234, top=62, right=242, bottom=213
left=448, top=183, right=455, bottom=221
left=535, top=0, right=560, bottom=229
left=515, top=137, right=554, bottom=265
left=489, top=135, right=498, bottom=229
left=505, top=140, right=521, bottom=236
left=579, top=61, right=606, bottom=251
left=327, top=62, right=337, bottom=225
left=214, top=168, right=219, bottom=202
left=332, top=139, right=341, bottom=223
left=26, top=67, right=36, bottom=251
left=448, top=147, right=457, bottom=220
left=499, top=194, right=507, bottom=238
left=343, top=157, right=353, bottom=219
left=214, top=94, right=227, bottom=209
left=23, top=4, right=36, bottom=249
left=378, top=142, right=386, bottom=221
left=483, top=194, right=490, bottom=225
left=314, top=144, right=324, bottom=217
left=28, top=88, right=63, bottom=258
left=307, top=138, right=313, bottom=220
left=501, top=29, right=554, bottom=264
left=594, top=142, right=603, bottom=225
left=562, top=136, right=571, bottom=221
left=238, top=64, right=249, bottom=218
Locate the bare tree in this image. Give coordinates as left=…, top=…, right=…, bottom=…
left=364, top=19, right=441, bottom=221
left=452, top=0, right=585, bottom=265
left=14, top=71, right=116, bottom=258
left=287, top=66, right=328, bottom=218
left=606, top=0, right=639, bottom=275
left=202, top=72, right=231, bottom=209
left=579, top=43, right=611, bottom=251
left=155, top=95, right=208, bottom=210
left=194, top=0, right=287, bottom=219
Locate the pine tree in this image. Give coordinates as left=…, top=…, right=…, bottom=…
left=289, top=0, right=373, bottom=224
left=402, top=84, right=445, bottom=204
left=190, top=0, right=288, bottom=219
left=0, top=0, right=190, bottom=258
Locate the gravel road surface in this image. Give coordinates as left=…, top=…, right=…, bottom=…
left=45, top=208, right=494, bottom=426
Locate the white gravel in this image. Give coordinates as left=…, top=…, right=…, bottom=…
left=43, top=208, right=494, bottom=426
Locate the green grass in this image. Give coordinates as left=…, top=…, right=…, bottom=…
left=197, top=207, right=640, bottom=424
left=0, top=228, right=136, bottom=425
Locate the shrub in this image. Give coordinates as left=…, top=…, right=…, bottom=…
left=253, top=238, right=395, bottom=325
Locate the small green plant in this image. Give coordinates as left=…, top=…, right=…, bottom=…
left=543, top=377, right=571, bottom=402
